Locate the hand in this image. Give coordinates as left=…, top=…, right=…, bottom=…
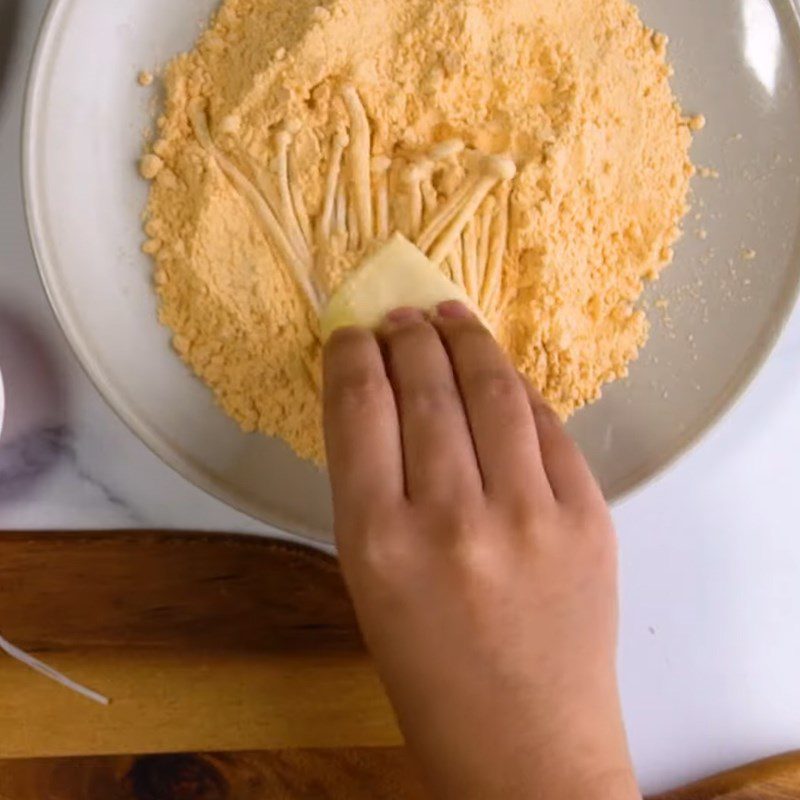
left=323, top=301, right=639, bottom=800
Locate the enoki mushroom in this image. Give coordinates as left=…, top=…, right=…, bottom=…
left=189, top=86, right=518, bottom=333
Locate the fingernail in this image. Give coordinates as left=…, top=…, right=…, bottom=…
left=384, top=307, right=424, bottom=326
left=436, top=300, right=473, bottom=319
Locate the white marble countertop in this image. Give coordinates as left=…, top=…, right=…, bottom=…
left=2, top=0, right=800, bottom=794
left=0, top=0, right=274, bottom=536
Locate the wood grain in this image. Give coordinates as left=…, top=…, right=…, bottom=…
left=2, top=750, right=800, bottom=799
left=0, top=532, right=400, bottom=758
left=0, top=532, right=358, bottom=652
left=651, top=751, right=800, bottom=799
left=0, top=750, right=427, bottom=800
left=2, top=532, right=800, bottom=798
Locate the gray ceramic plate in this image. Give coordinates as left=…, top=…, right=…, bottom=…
left=23, top=0, right=800, bottom=544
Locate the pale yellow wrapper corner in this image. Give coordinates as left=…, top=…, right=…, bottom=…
left=320, top=234, right=487, bottom=341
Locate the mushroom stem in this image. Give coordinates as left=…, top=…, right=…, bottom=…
left=241, top=152, right=283, bottom=222
left=347, top=186, right=360, bottom=250
left=427, top=156, right=515, bottom=266
left=287, top=135, right=313, bottom=247
left=448, top=234, right=466, bottom=291
left=416, top=176, right=477, bottom=253
left=274, top=128, right=312, bottom=264
left=190, top=105, right=320, bottom=314
left=462, top=218, right=479, bottom=299
left=481, top=181, right=512, bottom=311
left=371, top=155, right=392, bottom=240
left=334, top=168, right=348, bottom=236
left=427, top=175, right=495, bottom=265
left=317, top=130, right=349, bottom=243
left=405, top=161, right=430, bottom=239
left=421, top=177, right=438, bottom=225
left=341, top=85, right=374, bottom=244
left=477, top=195, right=495, bottom=285
left=389, top=158, right=411, bottom=238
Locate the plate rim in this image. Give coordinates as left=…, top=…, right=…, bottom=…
left=20, top=0, right=800, bottom=540
left=20, top=0, right=325, bottom=543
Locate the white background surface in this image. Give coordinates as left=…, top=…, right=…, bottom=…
left=1, top=0, right=799, bottom=793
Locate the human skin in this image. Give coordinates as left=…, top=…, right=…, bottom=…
left=323, top=300, right=640, bottom=800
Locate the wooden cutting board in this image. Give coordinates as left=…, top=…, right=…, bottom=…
left=0, top=531, right=799, bottom=799
left=0, top=531, right=398, bottom=758
left=2, top=749, right=800, bottom=799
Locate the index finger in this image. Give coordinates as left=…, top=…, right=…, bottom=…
left=323, top=327, right=404, bottom=518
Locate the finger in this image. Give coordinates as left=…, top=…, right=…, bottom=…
left=323, top=327, right=404, bottom=517
left=379, top=307, right=483, bottom=504
left=520, top=378, right=605, bottom=508
left=432, top=301, right=552, bottom=503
